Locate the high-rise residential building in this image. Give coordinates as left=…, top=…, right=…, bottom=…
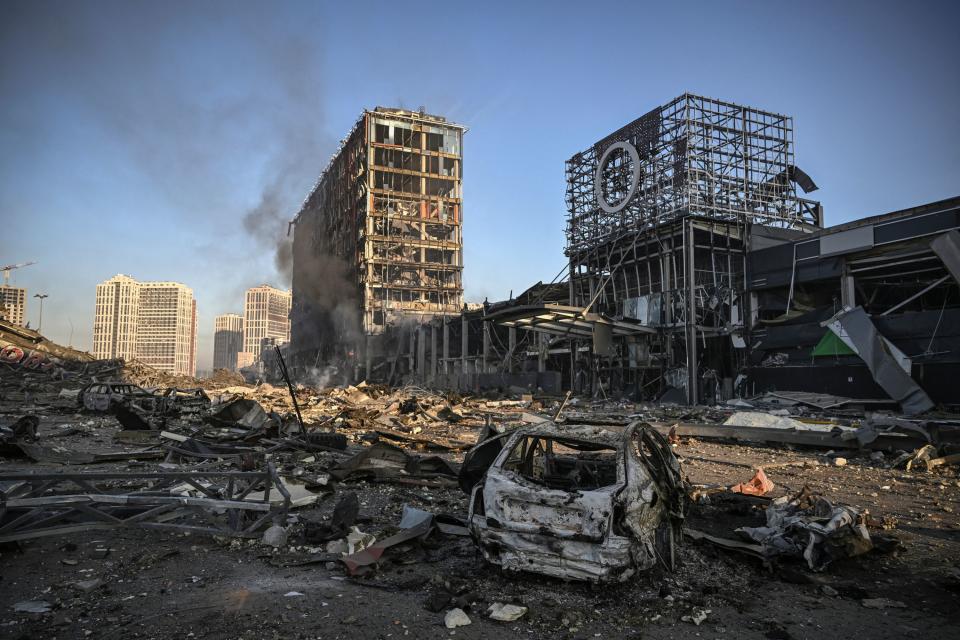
left=137, top=282, right=197, bottom=376
left=213, top=313, right=243, bottom=371
left=92, top=274, right=197, bottom=376
left=242, top=285, right=291, bottom=363
left=290, top=107, right=465, bottom=366
left=0, top=286, right=27, bottom=327
left=93, top=275, right=140, bottom=361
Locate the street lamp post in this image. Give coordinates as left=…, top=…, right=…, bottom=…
left=33, top=293, right=48, bottom=332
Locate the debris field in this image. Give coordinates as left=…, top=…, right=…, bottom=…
left=1, top=350, right=959, bottom=640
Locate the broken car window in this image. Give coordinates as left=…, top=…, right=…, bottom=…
left=501, top=436, right=619, bottom=491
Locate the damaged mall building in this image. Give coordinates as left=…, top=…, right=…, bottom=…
left=288, top=94, right=959, bottom=413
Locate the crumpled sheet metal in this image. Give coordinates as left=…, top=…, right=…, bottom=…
left=329, top=441, right=458, bottom=482
left=825, top=306, right=934, bottom=415
left=737, top=487, right=872, bottom=570
left=474, top=525, right=638, bottom=582
left=340, top=517, right=433, bottom=575
left=206, top=398, right=270, bottom=430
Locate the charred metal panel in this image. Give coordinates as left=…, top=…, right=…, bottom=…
left=827, top=307, right=934, bottom=415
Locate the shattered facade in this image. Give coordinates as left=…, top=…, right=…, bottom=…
left=745, top=197, right=960, bottom=409
left=290, top=107, right=464, bottom=372
left=93, top=274, right=198, bottom=376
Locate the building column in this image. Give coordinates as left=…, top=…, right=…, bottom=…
left=684, top=220, right=698, bottom=405
left=537, top=332, right=547, bottom=373
left=482, top=321, right=492, bottom=374
left=416, top=325, right=426, bottom=380
left=841, top=263, right=856, bottom=309
left=429, top=321, right=437, bottom=383
left=408, top=328, right=416, bottom=376
left=364, top=335, right=372, bottom=381
left=508, top=327, right=517, bottom=373
left=442, top=319, right=450, bottom=375
left=461, top=315, right=468, bottom=375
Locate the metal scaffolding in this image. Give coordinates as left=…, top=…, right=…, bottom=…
left=566, top=93, right=821, bottom=257
left=563, top=94, right=822, bottom=402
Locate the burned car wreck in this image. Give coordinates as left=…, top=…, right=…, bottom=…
left=461, top=422, right=685, bottom=583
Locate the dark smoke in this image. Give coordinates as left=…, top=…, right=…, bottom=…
left=1, top=3, right=333, bottom=289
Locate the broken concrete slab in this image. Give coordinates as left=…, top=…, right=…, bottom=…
left=488, top=603, right=527, bottom=622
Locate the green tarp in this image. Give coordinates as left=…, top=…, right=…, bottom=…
left=812, top=330, right=857, bottom=357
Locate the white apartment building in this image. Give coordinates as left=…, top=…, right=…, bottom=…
left=0, top=286, right=27, bottom=327
left=93, top=274, right=197, bottom=376
left=242, top=285, right=291, bottom=363
left=93, top=275, right=140, bottom=361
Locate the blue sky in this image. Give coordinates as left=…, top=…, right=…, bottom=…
left=1, top=0, right=957, bottom=370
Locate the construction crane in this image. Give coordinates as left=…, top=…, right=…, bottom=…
left=1, top=261, right=37, bottom=286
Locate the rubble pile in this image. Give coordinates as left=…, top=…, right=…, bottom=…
left=1, top=329, right=959, bottom=637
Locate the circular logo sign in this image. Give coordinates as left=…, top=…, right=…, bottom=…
left=594, top=141, right=641, bottom=214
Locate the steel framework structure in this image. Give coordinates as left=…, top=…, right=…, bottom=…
left=566, top=93, right=820, bottom=257
left=0, top=466, right=290, bottom=542
left=561, top=94, right=822, bottom=402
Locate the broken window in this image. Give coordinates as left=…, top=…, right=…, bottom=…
left=426, top=132, right=444, bottom=151
left=426, top=178, right=453, bottom=197
left=501, top=436, right=619, bottom=491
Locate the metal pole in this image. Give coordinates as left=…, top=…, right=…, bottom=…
left=274, top=345, right=305, bottom=432
left=34, top=294, right=48, bottom=332
left=685, top=221, right=698, bottom=404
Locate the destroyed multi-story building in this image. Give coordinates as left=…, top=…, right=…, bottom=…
left=0, top=285, right=27, bottom=327
left=290, top=107, right=465, bottom=374
left=279, top=94, right=956, bottom=413
left=213, top=313, right=244, bottom=371
left=93, top=274, right=198, bottom=376
left=238, top=285, right=290, bottom=368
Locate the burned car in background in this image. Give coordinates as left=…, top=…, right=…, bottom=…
left=77, top=383, right=209, bottom=417
left=157, top=387, right=211, bottom=415
left=460, top=422, right=685, bottom=583
left=77, top=382, right=167, bottom=413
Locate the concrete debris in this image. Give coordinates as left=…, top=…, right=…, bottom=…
left=444, top=608, right=471, bottom=628
left=681, top=608, right=710, bottom=625
left=1, top=320, right=952, bottom=638
left=262, top=524, right=289, bottom=548
left=13, top=601, right=52, bottom=614
left=345, top=527, right=376, bottom=554
left=861, top=598, right=908, bottom=609
left=488, top=603, right=527, bottom=622
left=723, top=411, right=839, bottom=432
